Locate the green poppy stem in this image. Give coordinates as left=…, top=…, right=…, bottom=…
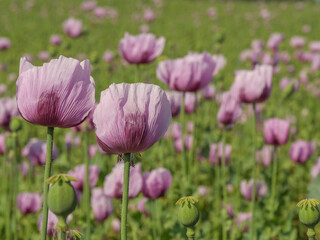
left=121, top=153, right=131, bottom=240
left=180, top=93, right=188, bottom=181
left=221, top=127, right=227, bottom=240
left=11, top=132, right=18, bottom=240
left=84, top=127, right=91, bottom=240
left=270, top=146, right=278, bottom=216
left=249, top=103, right=257, bottom=240
left=40, top=127, right=54, bottom=240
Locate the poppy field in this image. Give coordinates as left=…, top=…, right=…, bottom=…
left=1, top=0, right=320, bottom=240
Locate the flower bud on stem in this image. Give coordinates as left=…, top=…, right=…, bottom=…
left=297, top=199, right=320, bottom=240
left=177, top=196, right=199, bottom=240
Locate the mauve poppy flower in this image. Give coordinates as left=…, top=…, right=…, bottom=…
left=237, top=212, right=252, bottom=232
left=17, top=192, right=42, bottom=215
left=202, top=85, right=215, bottom=100
left=22, top=138, right=58, bottom=166
left=239, top=49, right=258, bottom=64
left=38, top=212, right=72, bottom=236
left=38, top=51, right=50, bottom=61
left=0, top=97, right=19, bottom=128
left=211, top=54, right=226, bottom=75
left=280, top=51, right=291, bottom=63
left=299, top=70, right=309, bottom=84
left=256, top=146, right=272, bottom=167
left=174, top=138, right=182, bottom=153
left=72, top=104, right=97, bottom=132
left=94, top=83, right=171, bottom=154
left=264, top=118, right=290, bottom=146
left=0, top=84, right=6, bottom=96
left=91, top=188, right=113, bottom=222
left=184, top=135, right=193, bottom=150
left=94, top=7, right=108, bottom=18
left=240, top=179, right=267, bottom=201
left=103, top=50, right=113, bottom=63
left=16, top=56, right=95, bottom=128
left=50, top=35, right=62, bottom=46
left=137, top=197, right=150, bottom=217
left=311, top=55, right=320, bottom=72
left=290, top=36, right=305, bottom=48
left=157, top=52, right=216, bottom=92
left=68, top=164, right=100, bottom=191
left=207, top=7, right=216, bottom=18
left=309, top=41, right=320, bottom=52
left=311, top=158, right=320, bottom=179
left=140, top=24, right=150, bottom=33
left=251, top=39, right=264, bottom=52
left=187, top=121, right=194, bottom=133
left=20, top=162, right=29, bottom=178
left=142, top=168, right=172, bottom=199
left=302, top=25, right=311, bottom=33
left=209, top=143, right=232, bottom=166
left=144, top=9, right=155, bottom=22
left=62, top=18, right=83, bottom=38
left=0, top=134, right=5, bottom=155
left=119, top=33, right=165, bottom=64
left=232, top=65, right=273, bottom=103
left=171, top=122, right=182, bottom=140
left=184, top=92, right=196, bottom=114
left=0, top=37, right=11, bottom=50
left=88, top=145, right=98, bottom=159
left=112, top=218, right=121, bottom=232
left=81, top=1, right=96, bottom=11
left=64, top=132, right=73, bottom=151
left=198, top=186, right=209, bottom=196
left=279, top=78, right=299, bottom=92
left=38, top=211, right=58, bottom=237
left=165, top=91, right=182, bottom=117
left=103, top=162, right=142, bottom=199
left=289, top=140, right=313, bottom=164
left=267, top=33, right=284, bottom=51
left=217, top=91, right=242, bottom=125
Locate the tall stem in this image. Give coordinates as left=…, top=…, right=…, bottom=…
left=11, top=132, right=18, bottom=240
left=84, top=128, right=91, bottom=240
left=5, top=151, right=12, bottom=239
left=180, top=93, right=188, bottom=180
left=221, top=127, right=227, bottom=240
left=57, top=216, right=67, bottom=240
left=270, top=146, right=278, bottom=216
left=121, top=153, right=131, bottom=240
left=40, top=127, right=54, bottom=240
left=249, top=103, right=257, bottom=240
left=215, top=164, right=221, bottom=239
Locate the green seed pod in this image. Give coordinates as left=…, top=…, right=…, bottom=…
left=297, top=199, right=320, bottom=228
left=177, top=196, right=200, bottom=227
left=10, top=118, right=22, bottom=132
left=47, top=178, right=77, bottom=218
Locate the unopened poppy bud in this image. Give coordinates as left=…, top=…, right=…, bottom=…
left=47, top=174, right=78, bottom=218
left=10, top=118, right=22, bottom=132
left=297, top=199, right=320, bottom=228
left=177, top=196, right=199, bottom=227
